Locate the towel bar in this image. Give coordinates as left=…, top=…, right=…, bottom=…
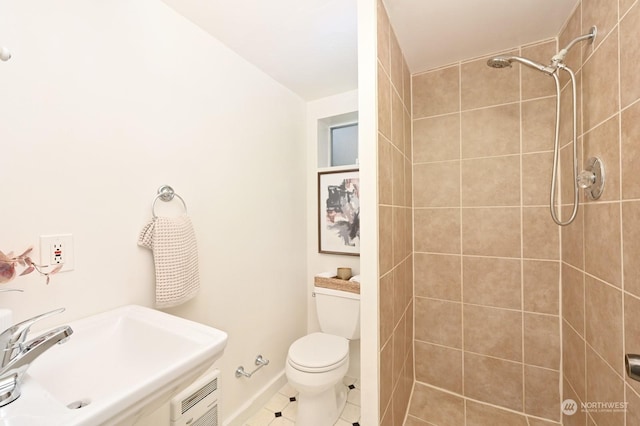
left=235, top=355, right=269, bottom=378
left=152, top=185, right=188, bottom=218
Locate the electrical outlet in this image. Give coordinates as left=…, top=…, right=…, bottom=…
left=40, top=234, right=74, bottom=272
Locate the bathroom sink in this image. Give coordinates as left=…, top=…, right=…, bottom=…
left=0, top=305, right=228, bottom=426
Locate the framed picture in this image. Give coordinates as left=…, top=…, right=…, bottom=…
left=318, top=169, right=360, bottom=256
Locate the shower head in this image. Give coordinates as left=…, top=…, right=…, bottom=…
left=487, top=57, right=512, bottom=69
left=487, top=55, right=555, bottom=75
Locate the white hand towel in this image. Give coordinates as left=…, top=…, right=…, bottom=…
left=349, top=275, right=361, bottom=282
left=315, top=271, right=335, bottom=278
left=138, top=215, right=200, bottom=308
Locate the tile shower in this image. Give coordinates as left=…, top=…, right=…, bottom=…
left=377, top=0, right=640, bottom=424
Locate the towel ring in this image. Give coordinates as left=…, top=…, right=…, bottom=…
left=152, top=185, right=188, bottom=218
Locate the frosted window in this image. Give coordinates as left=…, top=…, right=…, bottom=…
left=330, top=124, right=358, bottom=166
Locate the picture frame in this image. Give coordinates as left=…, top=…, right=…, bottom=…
left=318, top=169, right=360, bottom=256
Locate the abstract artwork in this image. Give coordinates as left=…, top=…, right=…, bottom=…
left=318, top=169, right=360, bottom=256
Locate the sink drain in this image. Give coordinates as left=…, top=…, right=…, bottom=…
left=67, top=399, right=91, bottom=409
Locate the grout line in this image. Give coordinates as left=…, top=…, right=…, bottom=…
left=413, top=250, right=561, bottom=264
left=518, top=52, right=527, bottom=414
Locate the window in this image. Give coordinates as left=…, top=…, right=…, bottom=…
left=330, top=123, right=358, bottom=166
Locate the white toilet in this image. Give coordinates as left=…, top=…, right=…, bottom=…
left=285, top=286, right=360, bottom=426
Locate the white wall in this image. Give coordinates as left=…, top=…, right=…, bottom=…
left=305, top=90, right=361, bottom=379
left=0, top=0, right=307, bottom=422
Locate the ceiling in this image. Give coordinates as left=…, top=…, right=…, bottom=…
left=162, top=0, right=579, bottom=101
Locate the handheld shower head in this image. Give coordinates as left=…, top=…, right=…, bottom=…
left=487, top=55, right=554, bottom=74
left=487, top=57, right=512, bottom=69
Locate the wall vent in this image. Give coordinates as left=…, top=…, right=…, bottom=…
left=170, top=369, right=220, bottom=426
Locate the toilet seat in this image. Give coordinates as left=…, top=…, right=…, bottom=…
left=288, top=332, right=349, bottom=373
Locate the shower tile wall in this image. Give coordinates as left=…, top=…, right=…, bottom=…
left=408, top=39, right=563, bottom=422
left=377, top=1, right=414, bottom=425
left=560, top=1, right=640, bottom=425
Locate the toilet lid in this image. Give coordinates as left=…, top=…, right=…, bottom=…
left=288, top=332, right=349, bottom=372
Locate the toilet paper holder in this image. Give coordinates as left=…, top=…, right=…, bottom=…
left=625, top=354, right=640, bottom=382
left=235, top=354, right=269, bottom=379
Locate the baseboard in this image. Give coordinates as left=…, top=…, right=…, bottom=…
left=223, top=369, right=287, bottom=426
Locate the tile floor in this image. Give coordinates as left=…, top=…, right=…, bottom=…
left=244, top=376, right=361, bottom=425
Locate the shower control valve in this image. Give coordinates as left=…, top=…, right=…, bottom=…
left=577, top=157, right=605, bottom=200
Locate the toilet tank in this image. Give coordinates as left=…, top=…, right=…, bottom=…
left=314, top=286, right=360, bottom=340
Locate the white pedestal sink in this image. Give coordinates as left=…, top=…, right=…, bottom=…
left=0, top=305, right=228, bottom=426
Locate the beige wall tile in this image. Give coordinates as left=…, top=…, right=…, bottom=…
left=623, top=201, right=640, bottom=298
left=392, top=90, right=405, bottom=156
left=524, top=260, right=560, bottom=315
left=523, top=152, right=554, bottom=206
left=559, top=7, right=583, bottom=77
left=376, top=0, right=390, bottom=72
left=408, top=383, right=465, bottom=426
left=562, top=206, right=584, bottom=270
left=415, top=208, right=460, bottom=254
left=559, top=71, right=583, bottom=148
left=463, top=256, right=521, bottom=309
left=562, top=263, right=585, bottom=336
left=379, top=272, right=394, bottom=347
left=625, top=385, right=640, bottom=426
left=414, top=341, right=462, bottom=393
left=522, top=97, right=557, bottom=153
left=583, top=114, right=620, bottom=203
left=378, top=134, right=393, bottom=205
left=404, top=109, right=412, bottom=161
left=464, top=352, right=524, bottom=411
left=563, top=377, right=588, bottom=426
left=392, top=207, right=406, bottom=266
left=527, top=418, right=561, bottom=426
left=414, top=253, right=461, bottom=301
left=379, top=206, right=393, bottom=275
left=405, top=157, right=413, bottom=208
left=585, top=275, right=623, bottom=375
left=404, top=415, right=430, bottom=426
left=564, top=320, right=587, bottom=403
left=584, top=202, right=622, bottom=287
left=415, top=297, right=462, bottom=348
left=413, top=161, right=460, bottom=208
left=392, top=144, right=405, bottom=207
left=582, top=0, right=618, bottom=50
left=466, top=400, right=529, bottom=426
left=389, top=28, right=404, bottom=95
left=461, top=155, right=520, bottom=207
left=464, top=304, right=523, bottom=361
left=413, top=66, right=460, bottom=119
left=462, top=207, right=521, bottom=257
left=560, top=137, right=584, bottom=208
left=624, top=294, right=640, bottom=395
left=403, top=58, right=411, bottom=110
left=620, top=2, right=640, bottom=108
left=523, top=207, right=560, bottom=260
left=524, top=313, right=561, bottom=369
left=461, top=51, right=519, bottom=110
left=585, top=345, right=625, bottom=426
left=378, top=64, right=392, bottom=139
left=393, top=312, right=406, bottom=387
left=582, top=28, right=619, bottom=132
left=404, top=208, right=413, bottom=259
left=413, top=114, right=460, bottom=163
left=622, top=101, right=640, bottom=199
left=461, top=104, right=520, bottom=159
left=393, top=261, right=406, bottom=326
left=524, top=365, right=561, bottom=421
left=521, top=41, right=558, bottom=100
left=380, top=339, right=393, bottom=416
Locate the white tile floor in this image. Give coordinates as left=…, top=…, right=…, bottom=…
left=244, top=376, right=361, bottom=426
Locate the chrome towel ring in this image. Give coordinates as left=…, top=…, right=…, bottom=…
left=152, top=185, right=188, bottom=218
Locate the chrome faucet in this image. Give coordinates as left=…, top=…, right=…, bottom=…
left=0, top=308, right=73, bottom=406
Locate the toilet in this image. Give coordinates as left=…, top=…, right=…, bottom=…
left=285, top=286, right=360, bottom=426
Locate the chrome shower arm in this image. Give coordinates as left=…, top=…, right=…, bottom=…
left=552, top=26, right=597, bottom=65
